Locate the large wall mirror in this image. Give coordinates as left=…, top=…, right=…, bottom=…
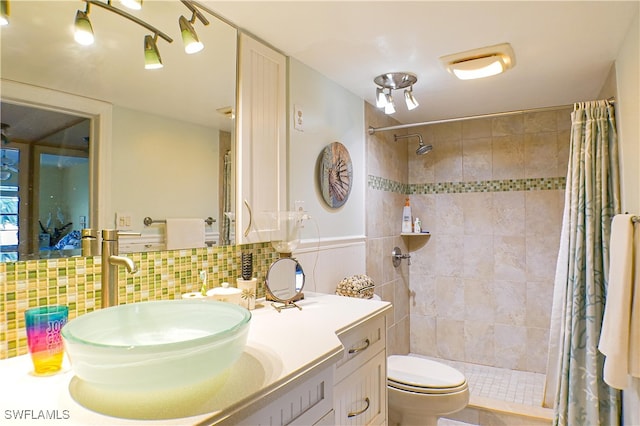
left=1, top=1, right=237, bottom=261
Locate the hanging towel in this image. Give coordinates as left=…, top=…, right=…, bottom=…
left=598, top=214, right=640, bottom=389
left=165, top=218, right=206, bottom=250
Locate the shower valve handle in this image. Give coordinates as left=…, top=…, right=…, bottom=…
left=392, top=247, right=411, bottom=266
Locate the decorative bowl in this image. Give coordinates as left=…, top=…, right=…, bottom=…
left=61, top=300, right=251, bottom=390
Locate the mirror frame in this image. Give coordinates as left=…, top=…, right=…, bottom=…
left=1, top=79, right=113, bottom=249
left=265, top=257, right=305, bottom=311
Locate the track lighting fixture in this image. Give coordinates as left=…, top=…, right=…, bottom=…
left=144, top=34, right=163, bottom=69
left=0, top=0, right=9, bottom=26
left=69, top=0, right=224, bottom=69
left=179, top=0, right=209, bottom=54
left=374, top=72, right=419, bottom=114
left=74, top=1, right=173, bottom=69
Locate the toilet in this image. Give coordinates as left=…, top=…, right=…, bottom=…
left=387, top=355, right=469, bottom=426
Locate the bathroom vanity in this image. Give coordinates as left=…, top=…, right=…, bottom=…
left=0, top=293, right=390, bottom=425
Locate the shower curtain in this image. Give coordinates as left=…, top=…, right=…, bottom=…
left=544, top=100, right=621, bottom=425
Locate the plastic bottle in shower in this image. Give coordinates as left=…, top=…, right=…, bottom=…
left=402, top=198, right=412, bottom=233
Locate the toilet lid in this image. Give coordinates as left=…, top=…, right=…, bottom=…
left=387, top=355, right=466, bottom=389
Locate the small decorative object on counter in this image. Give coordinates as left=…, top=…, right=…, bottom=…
left=237, top=277, right=257, bottom=310
left=206, top=282, right=242, bottom=305
left=336, top=274, right=375, bottom=299
left=25, top=305, right=68, bottom=375
left=241, top=252, right=253, bottom=280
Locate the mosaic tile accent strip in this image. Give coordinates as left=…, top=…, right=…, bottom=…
left=368, top=175, right=566, bottom=194
left=0, top=242, right=278, bottom=360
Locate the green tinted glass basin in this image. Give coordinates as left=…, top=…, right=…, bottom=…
left=61, top=300, right=251, bottom=390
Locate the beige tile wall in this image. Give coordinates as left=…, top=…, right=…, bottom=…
left=367, top=102, right=571, bottom=373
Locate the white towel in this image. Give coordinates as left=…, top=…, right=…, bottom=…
left=598, top=214, right=640, bottom=389
left=165, top=218, right=206, bottom=250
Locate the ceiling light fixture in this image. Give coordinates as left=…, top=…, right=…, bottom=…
left=144, top=34, right=163, bottom=69
left=179, top=0, right=210, bottom=54
left=440, top=43, right=515, bottom=80
left=374, top=72, right=419, bottom=115
left=74, top=1, right=173, bottom=69
left=0, top=0, right=9, bottom=26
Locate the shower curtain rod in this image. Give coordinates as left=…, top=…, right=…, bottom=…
left=367, top=97, right=615, bottom=135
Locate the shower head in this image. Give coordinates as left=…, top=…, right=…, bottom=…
left=393, top=133, right=432, bottom=155
left=416, top=142, right=433, bottom=155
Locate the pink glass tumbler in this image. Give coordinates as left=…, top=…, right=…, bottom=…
left=24, top=305, right=68, bottom=375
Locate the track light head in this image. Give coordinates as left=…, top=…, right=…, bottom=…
left=144, top=34, right=163, bottom=69
left=74, top=9, right=95, bottom=46
left=404, top=86, right=419, bottom=110
left=0, top=0, right=9, bottom=26
left=375, top=87, right=386, bottom=108
left=179, top=14, right=204, bottom=54
left=384, top=91, right=396, bottom=114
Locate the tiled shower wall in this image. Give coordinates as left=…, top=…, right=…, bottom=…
left=0, top=243, right=278, bottom=359
left=366, top=102, right=571, bottom=373
left=365, top=102, right=411, bottom=356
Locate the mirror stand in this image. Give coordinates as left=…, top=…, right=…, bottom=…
left=270, top=300, right=303, bottom=313
left=264, top=257, right=306, bottom=313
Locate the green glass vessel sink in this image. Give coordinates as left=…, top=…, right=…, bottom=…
left=62, top=300, right=251, bottom=390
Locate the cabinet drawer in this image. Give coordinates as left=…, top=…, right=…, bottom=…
left=335, top=314, right=385, bottom=382
left=334, top=350, right=386, bottom=426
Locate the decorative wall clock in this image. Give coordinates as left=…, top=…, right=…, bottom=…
left=319, top=141, right=353, bottom=208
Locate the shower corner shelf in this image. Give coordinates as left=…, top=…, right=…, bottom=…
left=400, top=232, right=431, bottom=237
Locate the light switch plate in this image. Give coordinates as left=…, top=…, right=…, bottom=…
left=294, top=104, right=304, bottom=131
left=115, top=212, right=133, bottom=230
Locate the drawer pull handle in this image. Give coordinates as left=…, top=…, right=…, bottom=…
left=348, top=338, right=370, bottom=354
left=347, top=397, right=370, bottom=418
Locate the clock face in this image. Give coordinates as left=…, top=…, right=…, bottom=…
left=319, top=142, right=353, bottom=208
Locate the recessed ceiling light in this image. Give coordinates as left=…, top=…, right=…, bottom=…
left=440, top=43, right=515, bottom=80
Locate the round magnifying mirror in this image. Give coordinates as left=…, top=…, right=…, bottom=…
left=265, top=258, right=305, bottom=308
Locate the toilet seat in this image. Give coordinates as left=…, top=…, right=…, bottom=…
left=387, top=355, right=468, bottom=395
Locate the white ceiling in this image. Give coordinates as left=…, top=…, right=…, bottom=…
left=211, top=1, right=638, bottom=124
left=1, top=1, right=638, bottom=135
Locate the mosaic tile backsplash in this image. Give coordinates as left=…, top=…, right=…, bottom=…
left=0, top=243, right=278, bottom=359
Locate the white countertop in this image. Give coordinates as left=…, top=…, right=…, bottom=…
left=0, top=293, right=391, bottom=425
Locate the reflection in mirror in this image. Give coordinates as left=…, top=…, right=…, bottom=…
left=265, top=257, right=305, bottom=312
left=1, top=1, right=237, bottom=261
left=1, top=103, right=90, bottom=261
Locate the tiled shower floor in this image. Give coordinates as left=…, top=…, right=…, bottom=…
left=410, top=353, right=546, bottom=407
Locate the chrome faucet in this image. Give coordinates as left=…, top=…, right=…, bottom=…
left=101, top=229, right=138, bottom=308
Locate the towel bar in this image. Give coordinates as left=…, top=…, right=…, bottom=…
left=143, top=217, right=216, bottom=226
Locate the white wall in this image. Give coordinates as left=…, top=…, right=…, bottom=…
left=613, top=10, right=640, bottom=426
left=110, top=106, right=219, bottom=235
left=288, top=58, right=366, bottom=292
